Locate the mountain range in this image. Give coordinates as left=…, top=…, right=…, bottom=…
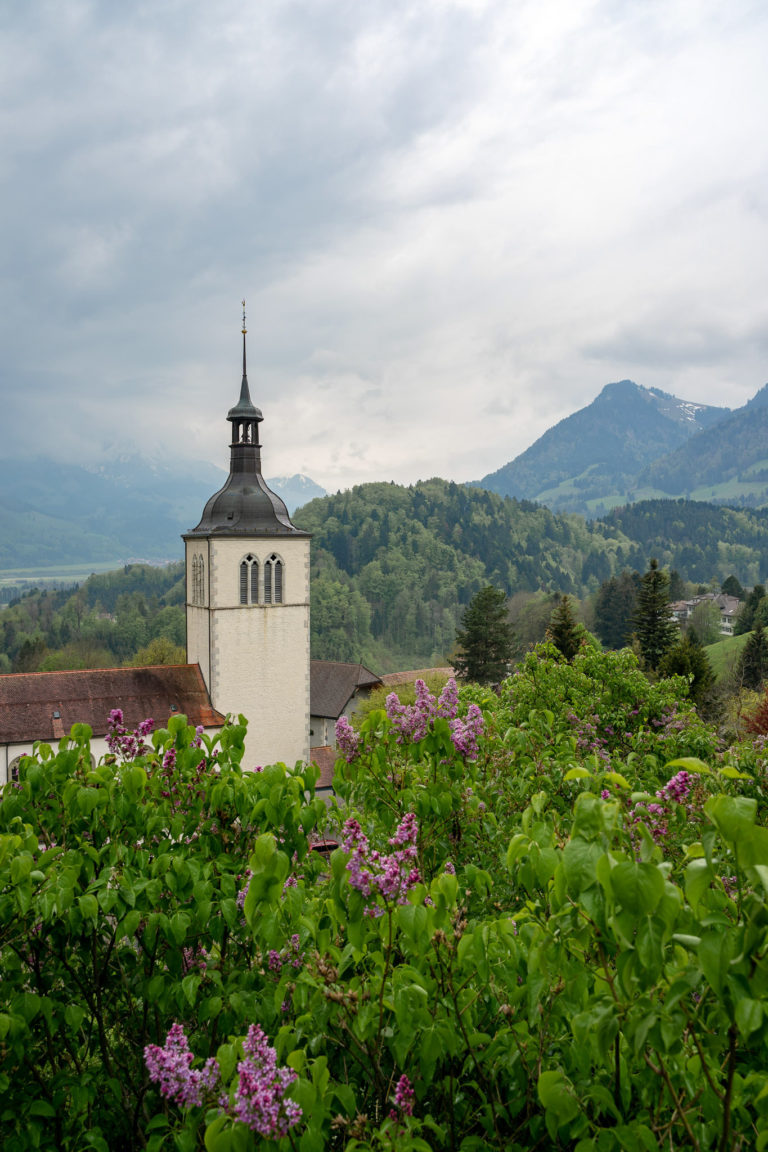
left=477, top=380, right=768, bottom=517
left=0, top=457, right=326, bottom=570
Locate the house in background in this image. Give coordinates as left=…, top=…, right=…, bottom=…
left=670, top=593, right=741, bottom=636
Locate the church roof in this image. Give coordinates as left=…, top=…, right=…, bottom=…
left=186, top=311, right=310, bottom=538
left=0, top=664, right=225, bottom=745
left=310, top=660, right=382, bottom=719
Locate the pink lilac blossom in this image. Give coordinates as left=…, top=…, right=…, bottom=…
left=342, top=814, right=421, bottom=915
left=144, top=1023, right=220, bottom=1107
left=106, top=709, right=154, bottom=760
left=437, top=678, right=459, bottom=719
left=448, top=704, right=484, bottom=760
left=145, top=1024, right=301, bottom=1139
left=389, top=1074, right=415, bottom=1119
left=335, top=716, right=361, bottom=762
left=232, top=1024, right=302, bottom=1137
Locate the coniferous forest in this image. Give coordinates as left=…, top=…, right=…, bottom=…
left=6, top=482, right=768, bottom=673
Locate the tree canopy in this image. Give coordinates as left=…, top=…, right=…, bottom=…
left=453, top=585, right=514, bottom=683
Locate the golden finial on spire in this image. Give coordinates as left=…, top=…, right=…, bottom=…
left=242, top=299, right=247, bottom=335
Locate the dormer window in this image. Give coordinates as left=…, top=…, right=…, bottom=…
left=264, top=555, right=283, bottom=604
left=240, top=555, right=259, bottom=604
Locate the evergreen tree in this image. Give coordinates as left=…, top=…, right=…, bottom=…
left=737, top=624, right=768, bottom=691
left=594, top=570, right=638, bottom=650
left=658, top=633, right=714, bottom=706
left=453, top=585, right=514, bottom=684
left=721, top=574, right=745, bottom=599
left=547, top=595, right=581, bottom=661
left=734, top=584, right=766, bottom=636
left=632, top=558, right=678, bottom=671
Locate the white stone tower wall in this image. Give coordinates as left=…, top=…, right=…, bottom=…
left=185, top=536, right=311, bottom=768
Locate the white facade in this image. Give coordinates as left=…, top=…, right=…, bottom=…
left=185, top=535, right=311, bottom=769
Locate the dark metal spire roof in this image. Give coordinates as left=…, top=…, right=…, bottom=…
left=185, top=303, right=309, bottom=539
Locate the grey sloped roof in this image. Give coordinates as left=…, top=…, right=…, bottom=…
left=310, top=661, right=381, bottom=720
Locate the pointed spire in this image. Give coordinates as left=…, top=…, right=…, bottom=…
left=228, top=298, right=262, bottom=424
left=242, top=298, right=247, bottom=381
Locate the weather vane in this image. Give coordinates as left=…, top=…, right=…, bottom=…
left=242, top=299, right=247, bottom=335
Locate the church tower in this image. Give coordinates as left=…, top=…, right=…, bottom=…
left=183, top=305, right=311, bottom=768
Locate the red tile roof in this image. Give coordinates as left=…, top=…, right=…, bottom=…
left=309, top=745, right=338, bottom=790
left=0, top=664, right=225, bottom=744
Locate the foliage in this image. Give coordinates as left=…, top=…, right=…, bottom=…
left=735, top=585, right=767, bottom=636
left=686, top=599, right=723, bottom=647
left=453, top=585, right=514, bottom=683
left=4, top=653, right=768, bottom=1150
left=547, top=595, right=583, bottom=661
left=594, top=570, right=639, bottom=650
left=658, top=633, right=715, bottom=709
left=0, top=564, right=185, bottom=674
left=736, top=625, right=768, bottom=691
left=633, top=559, right=679, bottom=671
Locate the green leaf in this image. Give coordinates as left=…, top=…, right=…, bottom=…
left=28, top=1100, right=56, bottom=1118
left=665, top=757, right=711, bottom=775
left=698, top=929, right=734, bottom=997
left=705, top=795, right=757, bottom=842
left=564, top=767, right=591, bottom=780
left=538, top=1069, right=579, bottom=1126
left=735, top=998, right=763, bottom=1039
left=611, top=862, right=665, bottom=915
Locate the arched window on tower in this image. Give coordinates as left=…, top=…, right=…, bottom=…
left=264, top=555, right=283, bottom=604
left=239, top=555, right=259, bottom=605
left=192, top=555, right=205, bottom=605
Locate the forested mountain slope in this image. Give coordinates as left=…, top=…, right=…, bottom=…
left=7, top=486, right=768, bottom=676
left=639, top=384, right=768, bottom=504
left=294, top=479, right=635, bottom=669
left=593, top=500, right=768, bottom=586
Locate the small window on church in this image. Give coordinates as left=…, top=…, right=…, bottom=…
left=265, top=555, right=283, bottom=604
left=9, top=756, right=22, bottom=784
left=240, top=555, right=259, bottom=605
left=192, top=555, right=205, bottom=605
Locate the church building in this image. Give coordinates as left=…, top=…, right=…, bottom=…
left=183, top=308, right=311, bottom=767
left=0, top=309, right=312, bottom=778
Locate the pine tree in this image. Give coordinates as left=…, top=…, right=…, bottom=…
left=453, top=585, right=514, bottom=684
left=547, top=595, right=581, bottom=661
left=658, top=633, right=714, bottom=705
left=632, top=558, right=678, bottom=671
left=594, top=570, right=638, bottom=650
left=737, top=624, right=768, bottom=691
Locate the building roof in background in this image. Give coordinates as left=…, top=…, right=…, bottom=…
left=310, top=661, right=382, bottom=719
left=309, top=745, right=337, bottom=790
left=379, top=667, right=454, bottom=688
left=0, top=664, right=225, bottom=744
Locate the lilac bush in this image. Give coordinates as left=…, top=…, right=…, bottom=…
left=342, top=813, right=421, bottom=915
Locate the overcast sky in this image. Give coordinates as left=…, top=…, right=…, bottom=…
left=2, top=0, right=767, bottom=492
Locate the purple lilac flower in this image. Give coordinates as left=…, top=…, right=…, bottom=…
left=389, top=1073, right=415, bottom=1119
left=335, top=716, right=361, bottom=762
left=449, top=704, right=484, bottom=760
left=232, top=1024, right=302, bottom=1137
left=144, top=1023, right=220, bottom=1107
left=444, top=861, right=456, bottom=875
left=341, top=814, right=421, bottom=913
left=437, top=678, right=459, bottom=719
left=237, top=870, right=253, bottom=910
left=106, top=709, right=155, bottom=760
